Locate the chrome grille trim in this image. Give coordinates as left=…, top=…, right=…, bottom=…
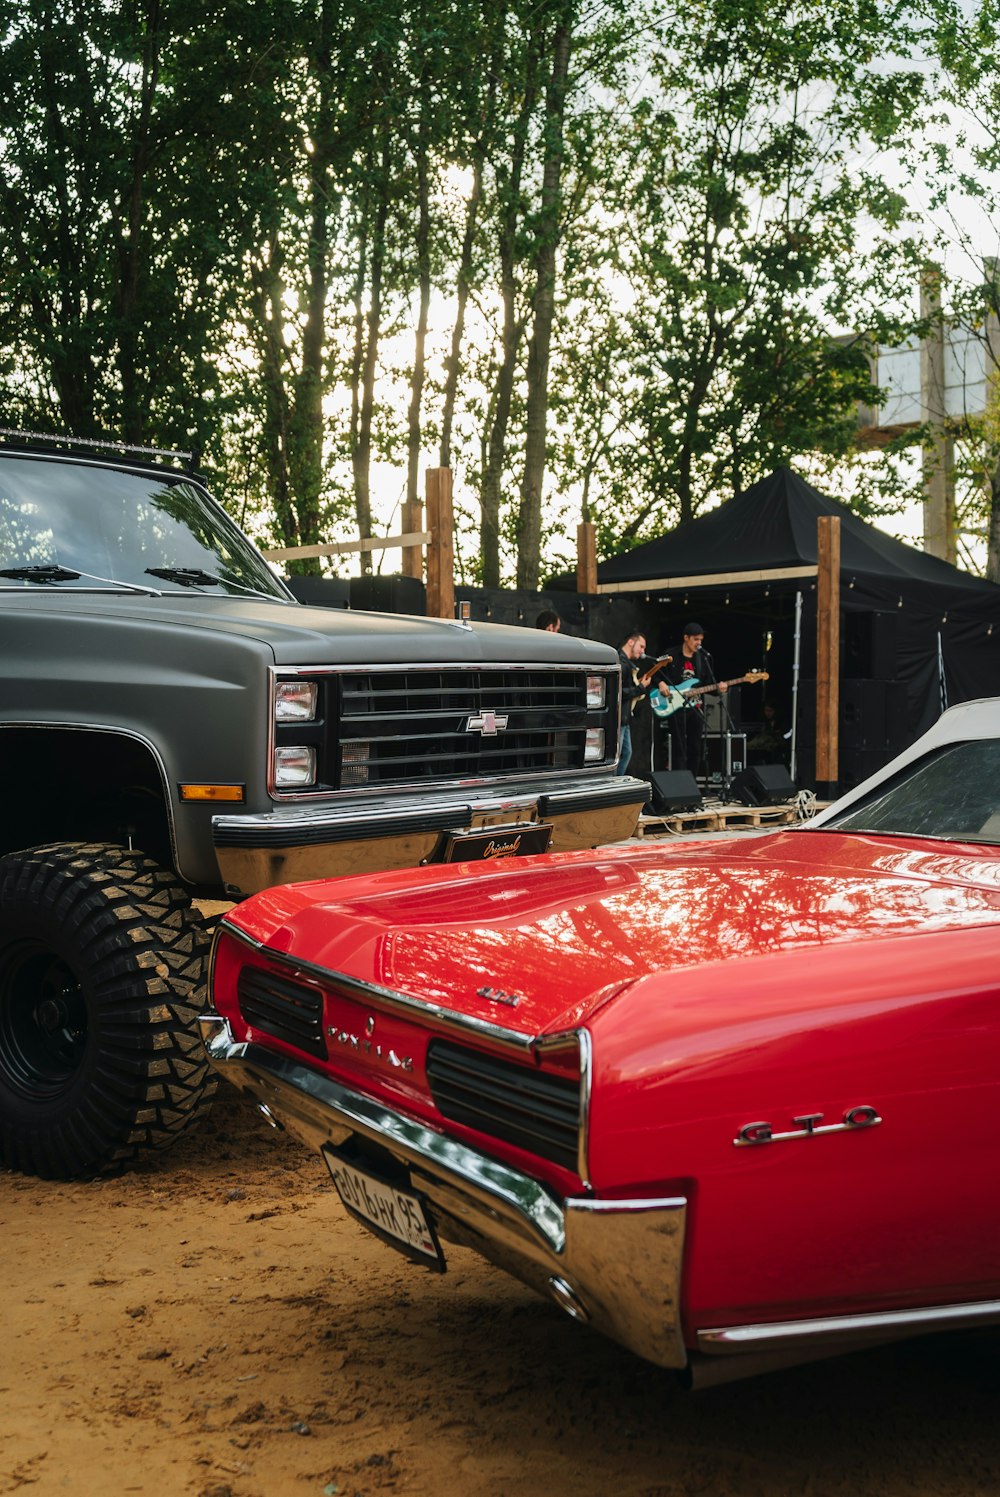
left=267, top=662, right=620, bottom=798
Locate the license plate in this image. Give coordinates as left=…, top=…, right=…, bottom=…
left=321, top=1148, right=444, bottom=1271
left=436, top=821, right=553, bottom=863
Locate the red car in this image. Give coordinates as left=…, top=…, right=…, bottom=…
left=201, top=699, right=1000, bottom=1386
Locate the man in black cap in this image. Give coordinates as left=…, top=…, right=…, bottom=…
left=661, top=622, right=727, bottom=776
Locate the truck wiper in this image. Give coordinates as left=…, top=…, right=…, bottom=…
left=0, top=564, right=81, bottom=582
left=145, top=566, right=285, bottom=602
left=146, top=566, right=220, bottom=587
left=0, top=562, right=162, bottom=595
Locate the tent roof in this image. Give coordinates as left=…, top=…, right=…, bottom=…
left=596, top=467, right=999, bottom=597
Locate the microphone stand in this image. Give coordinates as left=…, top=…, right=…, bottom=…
left=702, top=650, right=738, bottom=802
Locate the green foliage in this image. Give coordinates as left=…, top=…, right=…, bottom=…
left=0, top=0, right=989, bottom=580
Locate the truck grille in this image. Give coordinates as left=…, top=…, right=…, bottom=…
left=337, top=668, right=591, bottom=787
left=237, top=968, right=326, bottom=1059
left=426, top=1039, right=581, bottom=1173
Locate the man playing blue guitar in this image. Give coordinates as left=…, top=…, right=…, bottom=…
left=655, top=623, right=769, bottom=776
left=658, top=623, right=726, bottom=776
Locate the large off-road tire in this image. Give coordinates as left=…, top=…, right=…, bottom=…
left=0, top=842, right=216, bottom=1179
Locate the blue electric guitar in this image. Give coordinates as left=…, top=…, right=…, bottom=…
left=650, top=670, right=769, bottom=719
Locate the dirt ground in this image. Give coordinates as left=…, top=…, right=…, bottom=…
left=3, top=1083, right=1000, bottom=1497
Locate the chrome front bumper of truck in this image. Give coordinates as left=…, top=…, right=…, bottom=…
left=211, top=773, right=648, bottom=894
left=199, top=1013, right=688, bottom=1370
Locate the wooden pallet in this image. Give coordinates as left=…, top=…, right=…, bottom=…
left=635, top=800, right=800, bottom=838
left=635, top=808, right=721, bottom=837
left=712, top=802, right=798, bottom=830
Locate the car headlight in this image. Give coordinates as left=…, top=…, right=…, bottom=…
left=275, top=681, right=318, bottom=722
left=586, top=675, right=607, bottom=709
left=274, top=745, right=317, bottom=787
left=584, top=729, right=605, bottom=763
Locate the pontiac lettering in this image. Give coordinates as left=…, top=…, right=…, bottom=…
left=327, top=1021, right=413, bottom=1071
left=734, top=1105, right=881, bottom=1148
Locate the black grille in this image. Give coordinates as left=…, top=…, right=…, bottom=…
left=337, top=668, right=592, bottom=787
left=426, top=1039, right=581, bottom=1172
left=238, top=968, right=326, bottom=1059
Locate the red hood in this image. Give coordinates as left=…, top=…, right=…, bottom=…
left=225, top=830, right=1000, bottom=1037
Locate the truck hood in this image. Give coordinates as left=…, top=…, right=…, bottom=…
left=1, top=593, right=618, bottom=667
left=225, top=829, right=1000, bottom=1037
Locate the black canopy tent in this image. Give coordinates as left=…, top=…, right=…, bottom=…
left=597, top=468, right=1000, bottom=787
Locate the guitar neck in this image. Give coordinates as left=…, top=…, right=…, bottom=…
left=684, top=675, right=750, bottom=699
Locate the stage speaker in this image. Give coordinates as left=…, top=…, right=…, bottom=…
left=841, top=680, right=887, bottom=750
left=647, top=770, right=702, bottom=814
left=284, top=576, right=351, bottom=609
left=731, top=764, right=796, bottom=806
left=844, top=611, right=897, bottom=680
left=349, top=573, right=427, bottom=615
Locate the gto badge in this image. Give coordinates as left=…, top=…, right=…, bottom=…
left=734, top=1105, right=881, bottom=1148
left=327, top=1014, right=413, bottom=1071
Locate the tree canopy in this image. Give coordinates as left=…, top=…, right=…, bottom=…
left=0, top=0, right=995, bottom=583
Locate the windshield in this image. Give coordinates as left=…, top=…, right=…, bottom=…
left=0, top=454, right=289, bottom=598
left=825, top=739, right=1000, bottom=845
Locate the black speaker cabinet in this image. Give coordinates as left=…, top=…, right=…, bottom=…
left=841, top=680, right=887, bottom=750
left=648, top=769, right=702, bottom=813
left=349, top=573, right=427, bottom=615
left=731, top=764, right=796, bottom=806
left=844, top=611, right=897, bottom=680
left=284, top=575, right=351, bottom=609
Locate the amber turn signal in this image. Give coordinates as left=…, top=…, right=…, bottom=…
left=178, top=783, right=245, bottom=803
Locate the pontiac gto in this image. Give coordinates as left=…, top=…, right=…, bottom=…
left=201, top=698, right=1000, bottom=1385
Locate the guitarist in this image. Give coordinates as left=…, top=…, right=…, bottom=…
left=661, top=623, right=727, bottom=776
left=617, top=631, right=672, bottom=775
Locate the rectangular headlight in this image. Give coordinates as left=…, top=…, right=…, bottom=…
left=584, top=729, right=605, bottom=763
left=275, top=681, right=318, bottom=722
left=274, top=745, right=317, bottom=787
left=586, top=675, right=607, bottom=709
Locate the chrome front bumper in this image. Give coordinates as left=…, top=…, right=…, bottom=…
left=199, top=1013, right=688, bottom=1370
left=211, top=775, right=648, bottom=894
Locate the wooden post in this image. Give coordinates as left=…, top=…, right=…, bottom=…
left=815, top=515, right=840, bottom=799
left=401, top=497, right=424, bottom=579
left=425, top=467, right=455, bottom=619
left=576, top=521, right=597, bottom=595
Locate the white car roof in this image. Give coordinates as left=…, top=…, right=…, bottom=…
left=809, top=697, right=1000, bottom=827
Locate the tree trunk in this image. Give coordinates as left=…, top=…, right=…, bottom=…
left=354, top=132, right=391, bottom=575
left=116, top=0, right=160, bottom=445
left=987, top=456, right=1000, bottom=583
left=250, top=244, right=297, bottom=555
left=516, top=17, right=572, bottom=589
left=478, top=36, right=539, bottom=586
left=406, top=107, right=431, bottom=542
left=285, top=2, right=336, bottom=575
left=440, top=156, right=482, bottom=470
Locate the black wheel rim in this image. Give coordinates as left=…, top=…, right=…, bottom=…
left=0, top=940, right=89, bottom=1096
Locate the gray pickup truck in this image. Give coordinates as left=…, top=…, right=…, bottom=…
left=0, top=436, right=644, bottom=1179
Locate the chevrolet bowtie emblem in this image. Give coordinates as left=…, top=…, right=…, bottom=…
left=466, top=710, right=509, bottom=735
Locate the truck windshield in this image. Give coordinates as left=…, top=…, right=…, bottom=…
left=0, top=454, right=289, bottom=598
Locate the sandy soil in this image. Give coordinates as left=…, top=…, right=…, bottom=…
left=3, top=1083, right=1000, bottom=1497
